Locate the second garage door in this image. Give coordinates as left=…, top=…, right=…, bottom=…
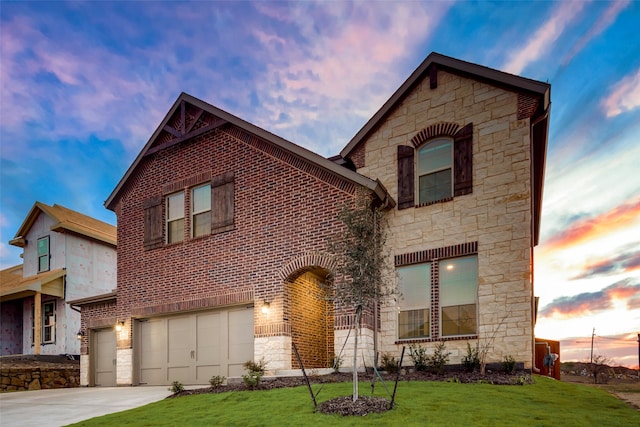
left=137, top=305, right=254, bottom=385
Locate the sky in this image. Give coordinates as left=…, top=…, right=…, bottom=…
left=1, top=1, right=639, bottom=368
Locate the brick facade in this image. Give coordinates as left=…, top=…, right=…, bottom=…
left=77, top=53, right=550, bottom=384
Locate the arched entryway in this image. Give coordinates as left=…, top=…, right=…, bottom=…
left=284, top=268, right=334, bottom=369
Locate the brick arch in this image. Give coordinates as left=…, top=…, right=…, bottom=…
left=278, top=252, right=336, bottom=281
left=281, top=253, right=335, bottom=369
left=411, top=122, right=460, bottom=148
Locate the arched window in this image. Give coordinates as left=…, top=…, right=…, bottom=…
left=417, top=138, right=453, bottom=204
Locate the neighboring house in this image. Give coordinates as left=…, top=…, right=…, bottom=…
left=1, top=202, right=117, bottom=357
left=74, top=52, right=550, bottom=386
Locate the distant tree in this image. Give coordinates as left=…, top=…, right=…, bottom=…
left=326, top=188, right=394, bottom=402
left=590, top=354, right=613, bottom=384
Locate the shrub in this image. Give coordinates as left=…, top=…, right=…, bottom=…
left=502, top=355, right=516, bottom=374
left=380, top=353, right=399, bottom=373
left=209, top=375, right=225, bottom=388
left=427, top=341, right=450, bottom=374
left=409, top=344, right=429, bottom=372
left=330, top=355, right=343, bottom=373
left=169, top=381, right=184, bottom=393
left=462, top=342, right=480, bottom=373
left=243, top=359, right=266, bottom=389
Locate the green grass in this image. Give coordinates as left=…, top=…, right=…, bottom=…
left=69, top=376, right=639, bottom=426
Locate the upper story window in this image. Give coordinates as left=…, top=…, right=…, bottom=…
left=417, top=138, right=453, bottom=204
left=166, top=192, right=185, bottom=244
left=192, top=184, right=211, bottom=238
left=143, top=172, right=235, bottom=250
left=397, top=122, right=473, bottom=209
left=37, top=236, right=50, bottom=272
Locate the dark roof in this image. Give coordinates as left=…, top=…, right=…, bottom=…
left=339, top=52, right=550, bottom=245
left=105, top=93, right=393, bottom=210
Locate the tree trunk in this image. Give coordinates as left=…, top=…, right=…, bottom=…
left=352, top=305, right=362, bottom=402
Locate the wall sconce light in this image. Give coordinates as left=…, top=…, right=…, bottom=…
left=115, top=321, right=124, bottom=332
left=261, top=302, right=270, bottom=314
left=76, top=330, right=85, bottom=340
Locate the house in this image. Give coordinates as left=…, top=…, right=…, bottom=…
left=1, top=202, right=117, bottom=357
left=74, top=52, right=550, bottom=386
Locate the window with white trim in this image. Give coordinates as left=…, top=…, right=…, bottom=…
left=166, top=192, right=185, bottom=244
left=37, top=236, right=50, bottom=272
left=440, top=256, right=478, bottom=337
left=191, top=184, right=211, bottom=238
left=42, top=301, right=56, bottom=343
left=417, top=138, right=453, bottom=204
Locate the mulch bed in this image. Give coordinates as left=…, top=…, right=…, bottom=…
left=170, top=370, right=533, bottom=416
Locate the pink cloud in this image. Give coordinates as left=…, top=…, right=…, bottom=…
left=602, top=68, right=640, bottom=117
left=503, top=1, right=584, bottom=75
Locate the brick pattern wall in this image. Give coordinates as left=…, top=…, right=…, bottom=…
left=288, top=271, right=333, bottom=368
left=356, top=69, right=535, bottom=368
left=111, top=123, right=360, bottom=356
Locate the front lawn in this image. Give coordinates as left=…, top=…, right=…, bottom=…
left=69, top=376, right=639, bottom=426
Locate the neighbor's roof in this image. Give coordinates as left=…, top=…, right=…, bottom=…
left=9, top=202, right=117, bottom=248
left=104, top=93, right=394, bottom=211
left=0, top=265, right=66, bottom=302
left=340, top=52, right=551, bottom=245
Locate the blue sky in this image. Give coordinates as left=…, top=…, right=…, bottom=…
left=1, top=1, right=639, bottom=367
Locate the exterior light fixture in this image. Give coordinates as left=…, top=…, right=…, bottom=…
left=76, top=330, right=85, bottom=340
left=261, top=302, right=270, bottom=314
left=115, top=321, right=124, bottom=332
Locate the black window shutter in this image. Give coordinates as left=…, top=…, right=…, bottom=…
left=211, top=172, right=235, bottom=231
left=397, top=145, right=415, bottom=209
left=143, top=196, right=163, bottom=249
left=454, top=123, right=473, bottom=196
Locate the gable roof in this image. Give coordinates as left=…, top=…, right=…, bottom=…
left=105, top=93, right=394, bottom=211
left=340, top=52, right=551, bottom=245
left=9, top=202, right=117, bottom=248
left=341, top=52, right=550, bottom=157
left=0, top=264, right=66, bottom=302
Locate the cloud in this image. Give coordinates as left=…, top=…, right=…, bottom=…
left=540, top=195, right=640, bottom=252
left=572, top=247, right=640, bottom=279
left=601, top=68, right=640, bottom=117
left=539, top=279, right=640, bottom=318
left=562, top=0, right=631, bottom=65
left=249, top=1, right=452, bottom=154
left=502, top=1, right=584, bottom=74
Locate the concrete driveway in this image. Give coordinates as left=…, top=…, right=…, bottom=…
left=0, top=386, right=171, bottom=426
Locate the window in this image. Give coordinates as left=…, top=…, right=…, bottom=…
left=396, top=253, right=477, bottom=340
left=418, top=138, right=452, bottom=204
left=166, top=192, right=185, bottom=244
left=440, top=256, right=477, bottom=337
left=191, top=184, right=211, bottom=238
left=37, top=236, right=50, bottom=272
left=398, top=263, right=431, bottom=339
left=396, top=122, right=473, bottom=209
left=42, top=301, right=56, bottom=343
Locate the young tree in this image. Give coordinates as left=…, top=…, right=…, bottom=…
left=326, top=188, right=394, bottom=402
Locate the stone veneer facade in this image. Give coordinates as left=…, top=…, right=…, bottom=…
left=351, top=68, right=538, bottom=367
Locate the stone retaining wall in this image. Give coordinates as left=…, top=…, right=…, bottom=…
left=1, top=367, right=79, bottom=392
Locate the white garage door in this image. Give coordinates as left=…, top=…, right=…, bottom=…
left=93, top=328, right=116, bottom=386
left=137, top=306, right=253, bottom=385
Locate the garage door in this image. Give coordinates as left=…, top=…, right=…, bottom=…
left=137, top=306, right=253, bottom=385
left=93, top=328, right=116, bottom=386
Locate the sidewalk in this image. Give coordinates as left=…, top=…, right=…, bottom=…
left=0, top=386, right=171, bottom=427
